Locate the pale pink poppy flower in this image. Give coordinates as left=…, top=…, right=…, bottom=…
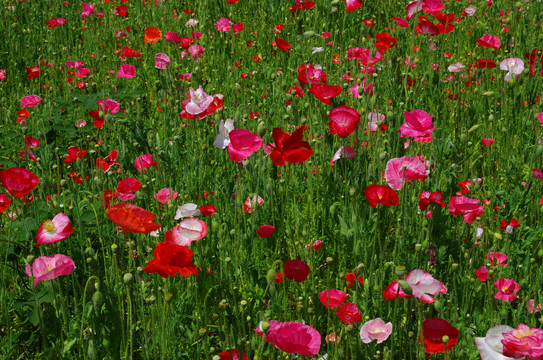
left=399, top=109, right=434, bottom=142
left=227, top=129, right=263, bottom=162
left=256, top=321, right=321, bottom=357
left=174, top=203, right=201, bottom=220
left=366, top=112, right=385, bottom=132
left=185, top=86, right=214, bottom=115
left=244, top=195, right=263, bottom=213
left=465, top=5, right=476, bottom=16
left=188, top=44, right=204, bottom=58
left=502, top=324, right=543, bottom=358
left=65, top=60, right=84, bottom=68
left=154, top=188, right=178, bottom=204
left=474, top=325, right=517, bottom=360
left=21, top=95, right=42, bottom=108
left=134, top=154, right=157, bottom=173
left=448, top=62, right=465, bottom=72
left=216, top=18, right=231, bottom=32
left=214, top=119, right=235, bottom=149
left=154, top=53, right=170, bottom=69
left=164, top=32, right=181, bottom=43
left=500, top=58, right=524, bottom=82
left=117, top=64, right=136, bottom=79
left=75, top=119, right=87, bottom=128
left=165, top=218, right=208, bottom=246
left=385, top=156, right=429, bottom=190
left=116, top=177, right=141, bottom=201
left=36, top=213, right=74, bottom=247
left=360, top=318, right=393, bottom=344
left=494, top=278, right=520, bottom=302
left=331, top=146, right=356, bottom=163
left=76, top=68, right=90, bottom=78
left=185, top=19, right=198, bottom=27
left=477, top=34, right=501, bottom=50
left=96, top=98, right=120, bottom=114
left=26, top=254, right=76, bottom=287
left=405, top=269, right=447, bottom=303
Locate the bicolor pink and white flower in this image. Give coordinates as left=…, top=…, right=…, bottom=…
left=500, top=58, right=524, bottom=82
left=175, top=203, right=201, bottom=220
left=360, top=318, right=393, bottom=344
left=185, top=86, right=214, bottom=115
left=36, top=213, right=74, bottom=247
left=165, top=218, right=208, bottom=246
left=214, top=119, right=235, bottom=149
left=154, top=53, right=171, bottom=69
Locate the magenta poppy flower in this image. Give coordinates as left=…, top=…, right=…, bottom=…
left=134, top=154, right=157, bottom=173
left=533, top=168, right=543, bottom=181
left=500, top=58, right=524, bottom=82
left=117, top=64, right=136, bottom=79
left=475, top=266, right=490, bottom=282
left=346, top=0, right=363, bottom=12
left=422, top=0, right=444, bottom=15
left=336, top=302, right=362, bottom=323
left=65, top=60, right=84, bottom=69
left=258, top=321, right=321, bottom=357
left=502, top=324, right=543, bottom=358
left=482, top=138, right=495, bottom=146
left=385, top=156, right=429, bottom=190
left=185, top=86, right=214, bottom=115
left=20, top=95, right=42, bottom=108
left=360, top=318, right=393, bottom=344
left=216, top=18, right=231, bottom=32
left=165, top=218, right=208, bottom=246
left=26, top=254, right=75, bottom=287
left=76, top=68, right=90, bottom=78
left=319, top=289, right=347, bottom=309
left=116, top=177, right=141, bottom=201
left=36, top=213, right=74, bottom=247
left=188, top=44, right=204, bottom=58
left=0, top=167, right=39, bottom=199
left=164, top=32, right=181, bottom=43
left=328, top=106, right=360, bottom=138
left=399, top=109, right=434, bottom=142
left=154, top=188, right=178, bottom=204
left=96, top=98, right=120, bottom=114
left=81, top=2, right=96, bottom=18
left=477, top=34, right=501, bottom=50
left=256, top=225, right=275, bottom=238
left=297, top=63, right=327, bottom=85
left=227, top=129, right=263, bottom=162
left=448, top=196, right=484, bottom=223
left=154, top=53, right=171, bottom=69
left=494, top=278, right=520, bottom=302
left=283, top=259, right=310, bottom=283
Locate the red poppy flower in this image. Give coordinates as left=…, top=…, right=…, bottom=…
left=106, top=203, right=161, bottom=234
left=0, top=167, right=39, bottom=199
left=218, top=349, right=247, bottom=360
left=345, top=272, right=364, bottom=288
left=418, top=191, right=446, bottom=211
left=274, top=38, right=291, bottom=51
left=26, top=67, right=42, bottom=79
left=46, top=18, right=67, bottom=28
left=0, top=193, right=12, bottom=213
left=328, top=106, right=360, bottom=138
left=116, top=177, right=141, bottom=201
left=143, top=242, right=197, bottom=278
left=199, top=205, right=218, bottom=216
left=364, top=184, right=399, bottom=207
left=103, top=190, right=118, bottom=209
left=421, top=318, right=459, bottom=353
left=335, top=302, right=362, bottom=324
left=265, top=126, right=313, bottom=166
left=308, top=84, right=342, bottom=105
left=63, top=146, right=87, bottom=164
left=275, top=272, right=283, bottom=284
left=96, top=149, right=120, bottom=172
left=226, top=0, right=240, bottom=3
left=256, top=224, right=275, bottom=237
left=475, top=59, right=496, bottom=69
left=144, top=27, right=162, bottom=43
left=283, top=259, right=310, bottom=283
left=319, top=289, right=347, bottom=309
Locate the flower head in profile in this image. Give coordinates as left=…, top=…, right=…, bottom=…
left=500, top=58, right=524, bottom=82
left=360, top=318, right=393, bottom=344
left=227, top=129, right=263, bottom=162
left=134, top=154, right=157, bottom=173
left=319, top=289, right=347, bottom=309
left=106, top=203, right=161, bottom=234
left=143, top=242, right=197, bottom=278
left=0, top=167, right=39, bottom=199
left=37, top=213, right=73, bottom=247
left=399, top=109, right=434, bottom=142
left=214, top=119, right=235, bottom=149
left=244, top=195, right=263, bottom=213
left=26, top=254, right=75, bottom=287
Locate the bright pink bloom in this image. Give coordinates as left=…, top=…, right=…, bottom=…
left=533, top=168, right=543, bottom=181
left=244, top=195, right=263, bottom=213
left=385, top=156, right=429, bottom=190
left=360, top=318, right=393, bottom=344
left=154, top=53, right=171, bottom=69
left=36, top=213, right=73, bottom=247
left=0, top=167, right=39, bottom=199
left=399, top=110, right=434, bottom=142
left=216, top=18, right=231, bottom=32
left=482, top=138, right=495, bottom=146
left=21, top=95, right=42, bottom=108
left=448, top=196, right=484, bottom=223
left=527, top=299, right=543, bottom=314
left=188, top=44, right=204, bottom=58
left=422, top=0, right=444, bottom=15
left=227, top=129, right=263, bottom=162
left=336, top=302, right=362, bottom=323
left=319, top=289, right=347, bottom=308
left=477, top=34, right=501, bottom=50
left=164, top=32, right=181, bottom=43
left=328, top=106, right=360, bottom=138
left=134, top=154, right=157, bottom=173
left=486, top=252, right=508, bottom=266
left=116, top=177, right=141, bottom=201
left=81, top=2, right=96, bottom=18
left=475, top=266, right=490, bottom=282
left=494, top=278, right=520, bottom=302
left=96, top=98, right=120, bottom=114
left=284, top=259, right=310, bottom=283
left=165, top=218, right=208, bottom=246
left=154, top=188, right=178, bottom=204
left=185, top=86, right=214, bottom=115
left=76, top=68, right=90, bottom=78
left=258, top=321, right=321, bottom=357
left=46, top=18, right=67, bottom=28
left=501, top=324, right=543, bottom=358
left=346, top=0, right=363, bottom=12
left=256, top=225, right=275, bottom=238
left=26, top=254, right=75, bottom=287
left=117, top=64, right=136, bottom=79
left=297, top=63, right=327, bottom=85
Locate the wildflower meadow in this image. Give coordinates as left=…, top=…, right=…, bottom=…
left=2, top=0, right=543, bottom=358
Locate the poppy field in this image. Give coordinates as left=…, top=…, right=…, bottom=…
left=2, top=0, right=543, bottom=358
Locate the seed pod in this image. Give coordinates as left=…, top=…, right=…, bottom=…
left=257, top=121, right=267, bottom=138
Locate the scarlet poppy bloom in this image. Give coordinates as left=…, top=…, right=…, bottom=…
left=256, top=224, right=275, bottom=237
left=26, top=254, right=75, bottom=287
left=106, top=203, right=161, bottom=234
left=256, top=321, right=321, bottom=357
left=63, top=146, right=87, bottom=164
left=0, top=167, right=39, bottom=199
left=144, top=27, right=162, bottom=43
left=477, top=34, right=501, bottom=50
left=0, top=193, right=12, bottom=213
left=418, top=191, right=446, bottom=210
left=328, top=106, right=360, bottom=138
left=275, top=272, right=283, bottom=284
left=422, top=318, right=459, bottom=353
left=26, top=67, right=42, bottom=79
left=336, top=302, right=362, bottom=324
left=319, top=289, right=347, bottom=308
left=475, top=59, right=496, bottom=69
left=119, top=46, right=142, bottom=58
left=345, top=272, right=364, bottom=288
left=265, top=126, right=313, bottom=166
left=218, top=349, right=247, bottom=360
left=283, top=259, right=310, bottom=283
left=226, top=0, right=240, bottom=3
left=274, top=38, right=291, bottom=51
left=364, top=184, right=399, bottom=207
left=103, top=190, right=118, bottom=209
left=500, top=218, right=520, bottom=234
left=116, top=177, right=141, bottom=201
left=36, top=213, right=73, bottom=247
left=308, top=84, right=342, bottom=105
left=143, top=242, right=197, bottom=278
left=96, top=149, right=120, bottom=172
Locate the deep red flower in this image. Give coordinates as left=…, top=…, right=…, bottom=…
left=283, top=259, right=310, bottom=283
left=0, top=167, right=39, bottom=199
left=199, top=205, right=218, bottom=216
left=421, top=318, right=459, bottom=353
left=46, top=18, right=67, bottom=28
left=64, top=146, right=87, bottom=164
left=26, top=67, right=42, bottom=79
left=0, top=193, right=12, bottom=213
left=102, top=190, right=118, bottom=209
left=218, top=349, right=247, bottom=360
left=335, top=302, right=362, bottom=324
left=345, top=272, right=364, bottom=288
left=364, top=184, right=399, bottom=207
left=256, top=224, right=275, bottom=237
left=308, top=84, right=342, bottom=105
left=265, top=126, right=313, bottom=166
left=106, top=203, right=161, bottom=234
left=274, top=38, right=291, bottom=51
left=143, top=242, right=197, bottom=278
left=475, top=59, right=496, bottom=69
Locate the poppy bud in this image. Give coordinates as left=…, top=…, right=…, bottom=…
left=105, top=113, right=113, bottom=122
left=398, top=280, right=413, bottom=295
left=494, top=232, right=502, bottom=240
left=395, top=266, right=406, bottom=277
left=164, top=292, right=173, bottom=302
left=261, top=321, right=270, bottom=331
left=536, top=146, right=543, bottom=157
left=92, top=291, right=104, bottom=310
left=303, top=31, right=317, bottom=38
left=434, top=299, right=442, bottom=311
left=330, top=0, right=340, bottom=5
left=266, top=268, right=277, bottom=286
left=111, top=244, right=118, bottom=255
left=123, top=273, right=133, bottom=285
left=468, top=124, right=479, bottom=133
left=26, top=255, right=34, bottom=264
left=257, top=121, right=267, bottom=138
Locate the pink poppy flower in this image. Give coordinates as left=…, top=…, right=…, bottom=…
left=76, top=68, right=90, bottom=78
left=405, top=269, right=447, bottom=303
left=256, top=224, right=275, bottom=238
left=537, top=113, right=543, bottom=127
left=475, top=266, right=490, bottom=282
left=477, top=34, right=501, bottom=49
left=154, top=188, right=178, bottom=204
left=448, top=62, right=465, bottom=72
left=502, top=324, right=543, bottom=358
left=0, top=69, right=6, bottom=81
left=188, top=44, right=204, bottom=58
left=533, top=168, right=543, bottom=181
left=346, top=0, right=363, bottom=12
left=216, top=18, right=231, bottom=32
left=448, top=196, right=484, bottom=223
left=134, top=154, right=157, bottom=173
left=328, top=106, right=360, bottom=138
left=331, top=146, right=356, bottom=164
left=21, top=95, right=42, bottom=108
left=500, top=58, right=524, bottom=82
left=96, top=98, right=120, bottom=114
left=116, top=177, right=141, bottom=201
left=366, top=112, right=385, bottom=132
left=214, top=119, right=235, bottom=149
left=422, top=0, right=444, bottom=15
left=360, top=318, right=393, bottom=344
left=244, top=195, right=263, bottom=213
left=465, top=5, right=476, bottom=16
left=117, top=64, right=136, bottom=79
left=482, top=138, right=495, bottom=146
left=81, top=2, right=96, bottom=18
left=486, top=252, right=508, bottom=266
left=474, top=325, right=516, bottom=360
left=336, top=302, right=362, bottom=324
left=227, top=129, right=263, bottom=162
left=165, top=32, right=181, bottom=43
left=319, top=289, right=347, bottom=309
left=46, top=18, right=67, bottom=28
left=399, top=109, right=434, bottom=142
left=165, top=218, right=208, bottom=246
left=185, top=86, right=214, bottom=115
left=257, top=321, right=321, bottom=357
left=26, top=254, right=75, bottom=287
left=494, top=278, right=520, bottom=302
left=385, top=156, right=429, bottom=190
left=36, top=213, right=73, bottom=247
left=154, top=53, right=171, bottom=69
left=174, top=203, right=201, bottom=219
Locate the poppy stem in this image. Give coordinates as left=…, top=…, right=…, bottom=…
left=32, top=283, right=48, bottom=348
left=0, top=238, right=28, bottom=250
